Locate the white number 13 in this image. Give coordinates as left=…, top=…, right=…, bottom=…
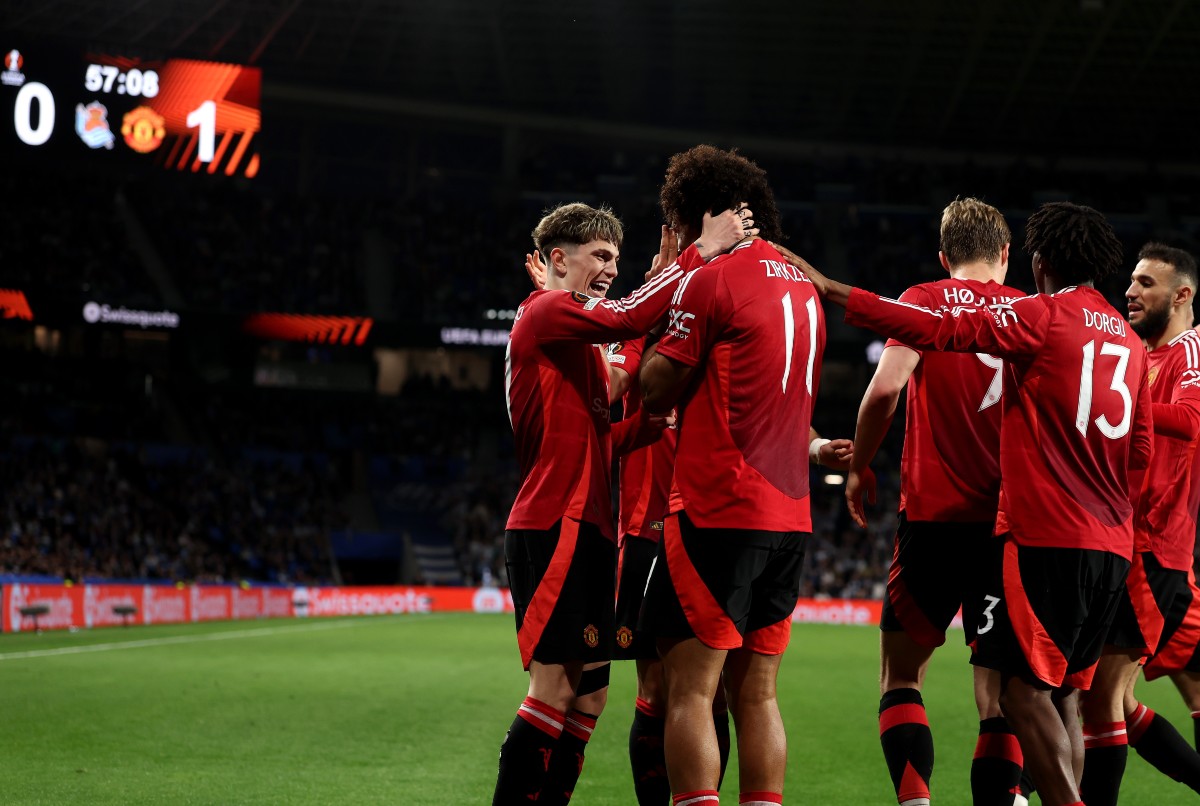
left=1075, top=340, right=1132, bottom=439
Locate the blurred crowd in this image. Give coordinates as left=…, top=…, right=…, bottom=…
left=0, top=438, right=340, bottom=585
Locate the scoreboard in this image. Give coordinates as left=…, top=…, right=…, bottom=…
left=1, top=38, right=261, bottom=177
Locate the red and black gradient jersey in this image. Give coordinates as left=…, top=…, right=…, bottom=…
left=886, top=279, right=1025, bottom=522
left=504, top=246, right=702, bottom=540
left=612, top=338, right=676, bottom=543
left=657, top=239, right=826, bottom=532
left=1134, top=329, right=1200, bottom=570
left=847, top=285, right=1152, bottom=558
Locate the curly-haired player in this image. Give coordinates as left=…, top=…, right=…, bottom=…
left=639, top=145, right=826, bottom=806
left=798, top=201, right=1153, bottom=806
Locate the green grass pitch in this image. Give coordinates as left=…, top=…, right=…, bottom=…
left=0, top=613, right=1193, bottom=804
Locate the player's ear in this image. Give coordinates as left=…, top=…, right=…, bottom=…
left=549, top=246, right=569, bottom=276
left=1175, top=281, right=1194, bottom=308
left=1000, top=242, right=1010, bottom=267
left=938, top=251, right=952, bottom=273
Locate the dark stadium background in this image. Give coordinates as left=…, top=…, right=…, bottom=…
left=4, top=0, right=1200, bottom=598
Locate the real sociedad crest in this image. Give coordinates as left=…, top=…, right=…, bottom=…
left=75, top=101, right=115, bottom=150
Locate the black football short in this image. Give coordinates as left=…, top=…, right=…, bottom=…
left=1142, top=559, right=1200, bottom=680
left=879, top=512, right=999, bottom=648
left=613, top=533, right=660, bottom=661
left=640, top=511, right=806, bottom=655
left=1106, top=551, right=1168, bottom=656
left=505, top=518, right=616, bottom=670
left=970, top=537, right=1129, bottom=690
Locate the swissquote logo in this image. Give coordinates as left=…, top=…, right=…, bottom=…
left=2, top=49, right=25, bottom=86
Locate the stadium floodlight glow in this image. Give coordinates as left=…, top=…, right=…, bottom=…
left=823, top=473, right=845, bottom=485
left=866, top=339, right=885, bottom=365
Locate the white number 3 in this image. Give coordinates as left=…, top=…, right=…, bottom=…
left=977, top=594, right=1001, bottom=635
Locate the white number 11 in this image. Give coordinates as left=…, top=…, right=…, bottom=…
left=781, top=292, right=819, bottom=395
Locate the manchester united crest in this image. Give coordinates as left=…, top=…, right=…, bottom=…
left=615, top=626, right=633, bottom=649
left=121, top=106, right=166, bottom=153
left=583, top=623, right=599, bottom=648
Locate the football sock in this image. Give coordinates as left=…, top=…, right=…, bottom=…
left=493, top=696, right=564, bottom=805
left=970, top=716, right=1023, bottom=805
left=1128, top=703, right=1200, bottom=792
left=540, top=709, right=598, bottom=805
left=879, top=688, right=933, bottom=805
left=714, top=708, right=732, bottom=789
left=1080, top=721, right=1128, bottom=806
left=673, top=790, right=719, bottom=805
left=739, top=792, right=782, bottom=805
left=630, top=698, right=669, bottom=805
left=1017, top=768, right=1036, bottom=799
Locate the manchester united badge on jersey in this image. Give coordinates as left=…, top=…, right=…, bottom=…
left=615, top=626, right=633, bottom=649
left=571, top=291, right=590, bottom=304
left=583, top=623, right=599, bottom=648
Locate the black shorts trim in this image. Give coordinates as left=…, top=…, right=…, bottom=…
left=879, top=512, right=998, bottom=648
left=971, top=539, right=1129, bottom=689
left=641, top=511, right=806, bottom=654
left=614, top=534, right=660, bottom=661
left=505, top=519, right=616, bottom=669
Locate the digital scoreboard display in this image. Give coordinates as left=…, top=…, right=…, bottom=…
left=1, top=38, right=261, bottom=177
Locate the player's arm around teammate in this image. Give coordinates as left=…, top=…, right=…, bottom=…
left=795, top=203, right=1152, bottom=806
left=495, top=203, right=752, bottom=806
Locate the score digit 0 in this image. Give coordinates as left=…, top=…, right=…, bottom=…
left=14, top=82, right=55, bottom=146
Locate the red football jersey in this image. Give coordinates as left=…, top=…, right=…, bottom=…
left=1133, top=329, right=1200, bottom=570
left=657, top=239, right=826, bottom=532
left=888, top=280, right=1026, bottom=522
left=505, top=249, right=697, bottom=539
left=847, top=285, right=1152, bottom=557
left=614, top=337, right=676, bottom=542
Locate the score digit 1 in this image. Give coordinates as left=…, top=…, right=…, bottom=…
left=186, top=100, right=216, bottom=162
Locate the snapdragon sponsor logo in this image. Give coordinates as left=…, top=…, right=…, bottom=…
left=82, top=301, right=180, bottom=329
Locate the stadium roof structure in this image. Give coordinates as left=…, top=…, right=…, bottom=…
left=8, top=0, right=1200, bottom=162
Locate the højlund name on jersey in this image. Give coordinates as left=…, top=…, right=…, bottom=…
left=1082, top=308, right=1127, bottom=337
left=760, top=260, right=810, bottom=282
left=941, top=288, right=1020, bottom=306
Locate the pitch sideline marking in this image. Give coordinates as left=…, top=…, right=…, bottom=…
left=0, top=613, right=462, bottom=661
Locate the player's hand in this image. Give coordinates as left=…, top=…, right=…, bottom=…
left=770, top=241, right=830, bottom=296
left=648, top=410, right=676, bottom=430
left=524, top=251, right=548, bottom=290
left=646, top=225, right=680, bottom=281
left=845, top=466, right=877, bottom=529
left=819, top=438, right=854, bottom=471
left=638, top=408, right=675, bottom=440
left=695, top=205, right=757, bottom=261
